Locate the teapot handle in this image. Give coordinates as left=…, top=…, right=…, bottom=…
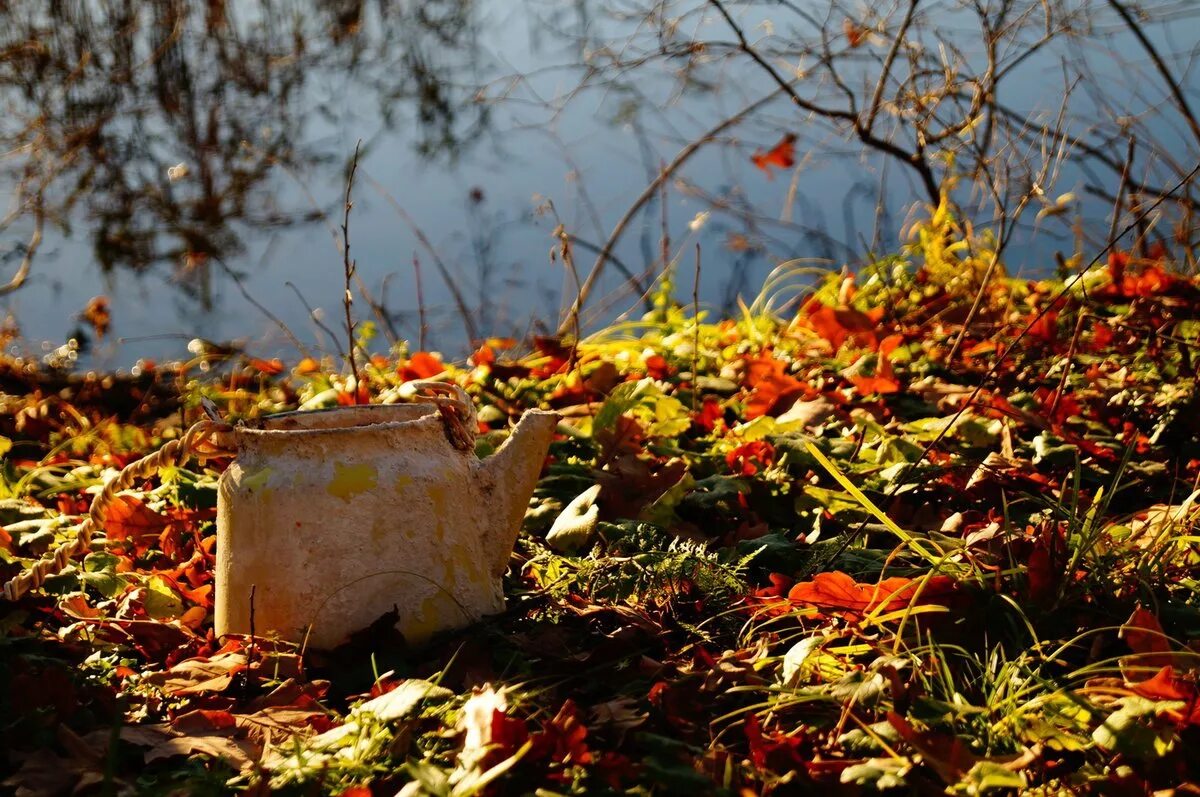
left=409, top=381, right=477, bottom=452
left=2, top=418, right=235, bottom=602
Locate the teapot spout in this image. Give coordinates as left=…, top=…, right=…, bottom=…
left=475, top=409, right=559, bottom=577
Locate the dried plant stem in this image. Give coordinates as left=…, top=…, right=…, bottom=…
left=0, top=200, right=43, bottom=297
left=413, top=253, right=429, bottom=352
left=363, top=173, right=479, bottom=343
left=1106, top=0, right=1200, bottom=148
left=286, top=281, right=345, bottom=359
left=212, top=257, right=313, bottom=360
left=342, top=141, right=363, bottom=400
left=692, top=243, right=701, bottom=412
left=557, top=85, right=790, bottom=336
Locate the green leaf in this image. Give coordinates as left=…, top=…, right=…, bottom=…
left=80, top=552, right=127, bottom=598
left=1091, top=697, right=1179, bottom=759
left=841, top=757, right=911, bottom=790
left=144, top=575, right=184, bottom=619
left=593, top=379, right=648, bottom=432
left=950, top=761, right=1025, bottom=795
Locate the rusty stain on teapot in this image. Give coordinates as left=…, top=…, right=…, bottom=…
left=213, top=386, right=557, bottom=649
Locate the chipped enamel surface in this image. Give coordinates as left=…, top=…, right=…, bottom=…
left=214, top=403, right=557, bottom=649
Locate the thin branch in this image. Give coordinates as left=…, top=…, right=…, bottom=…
left=555, top=84, right=789, bottom=336
left=413, top=253, right=429, bottom=352
left=212, top=257, right=313, bottom=360
left=287, top=281, right=345, bottom=359
left=362, top=173, right=479, bottom=343
left=707, top=0, right=941, bottom=204
left=0, top=201, right=43, bottom=297
left=864, top=0, right=920, bottom=135
left=342, top=141, right=363, bottom=400
left=1106, top=0, right=1200, bottom=147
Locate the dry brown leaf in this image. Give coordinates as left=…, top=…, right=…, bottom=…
left=141, top=651, right=247, bottom=695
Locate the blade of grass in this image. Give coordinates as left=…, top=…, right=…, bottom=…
left=804, top=441, right=944, bottom=564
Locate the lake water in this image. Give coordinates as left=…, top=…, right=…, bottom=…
left=0, top=1, right=1197, bottom=369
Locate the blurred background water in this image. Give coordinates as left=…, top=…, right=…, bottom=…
left=0, top=0, right=1196, bottom=369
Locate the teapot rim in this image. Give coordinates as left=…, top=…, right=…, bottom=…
left=237, top=403, right=441, bottom=440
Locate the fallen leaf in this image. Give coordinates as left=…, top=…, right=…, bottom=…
left=751, top=133, right=796, bottom=177
left=141, top=651, right=247, bottom=695
left=103, top=495, right=170, bottom=548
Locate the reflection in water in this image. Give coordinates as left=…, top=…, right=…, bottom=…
left=0, top=0, right=488, bottom=305
left=0, top=1, right=1196, bottom=364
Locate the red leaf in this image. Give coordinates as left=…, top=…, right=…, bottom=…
left=693, top=397, right=724, bottom=432
left=1130, top=264, right=1173, bottom=297
left=803, top=302, right=880, bottom=350
left=742, top=356, right=804, bottom=419
left=750, top=133, right=796, bottom=177
left=398, top=352, right=445, bottom=382
left=1120, top=607, right=1175, bottom=670
left=786, top=571, right=956, bottom=619
left=850, top=374, right=900, bottom=396
left=726, top=441, right=775, bottom=477
left=535, top=700, right=592, bottom=765
left=843, top=18, right=869, bottom=47
left=172, top=709, right=237, bottom=733
left=1128, top=666, right=1194, bottom=703
left=470, top=345, right=495, bottom=366
left=104, top=495, right=170, bottom=548
left=1027, top=310, right=1058, bottom=344
left=247, top=358, right=284, bottom=375
left=1108, top=251, right=1128, bottom=285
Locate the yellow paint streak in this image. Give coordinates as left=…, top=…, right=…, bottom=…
left=403, top=594, right=445, bottom=644
left=241, top=466, right=273, bottom=493
left=428, top=485, right=447, bottom=542
left=326, top=462, right=378, bottom=503
left=451, top=542, right=481, bottom=583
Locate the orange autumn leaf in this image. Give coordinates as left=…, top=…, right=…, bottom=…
left=1129, top=264, right=1173, bottom=296
left=852, top=333, right=904, bottom=395
left=471, top=344, right=496, bottom=366
left=104, top=495, right=170, bottom=545
left=1127, top=666, right=1193, bottom=703
left=399, top=351, right=445, bottom=381
left=850, top=374, right=900, bottom=396
left=247, top=357, right=285, bottom=375
left=742, top=355, right=805, bottom=419
left=751, top=133, right=796, bottom=177
left=1120, top=607, right=1176, bottom=670
left=803, top=302, right=881, bottom=350
left=295, top=357, right=321, bottom=375
left=843, top=17, right=869, bottom=47
left=787, top=571, right=956, bottom=618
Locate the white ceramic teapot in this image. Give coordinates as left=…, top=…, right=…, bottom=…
left=214, top=384, right=557, bottom=648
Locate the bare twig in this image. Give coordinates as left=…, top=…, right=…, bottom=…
left=556, top=85, right=790, bottom=336
left=864, top=0, right=920, bottom=135
left=692, top=243, right=701, bottom=413
left=362, top=173, right=479, bottom=343
left=287, top=281, right=346, bottom=359
left=342, top=142, right=363, bottom=400
left=1106, top=0, right=1200, bottom=147
left=0, top=200, right=43, bottom=297
left=707, top=0, right=941, bottom=204
left=413, top=253, right=429, bottom=352
left=212, top=257, right=313, bottom=360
